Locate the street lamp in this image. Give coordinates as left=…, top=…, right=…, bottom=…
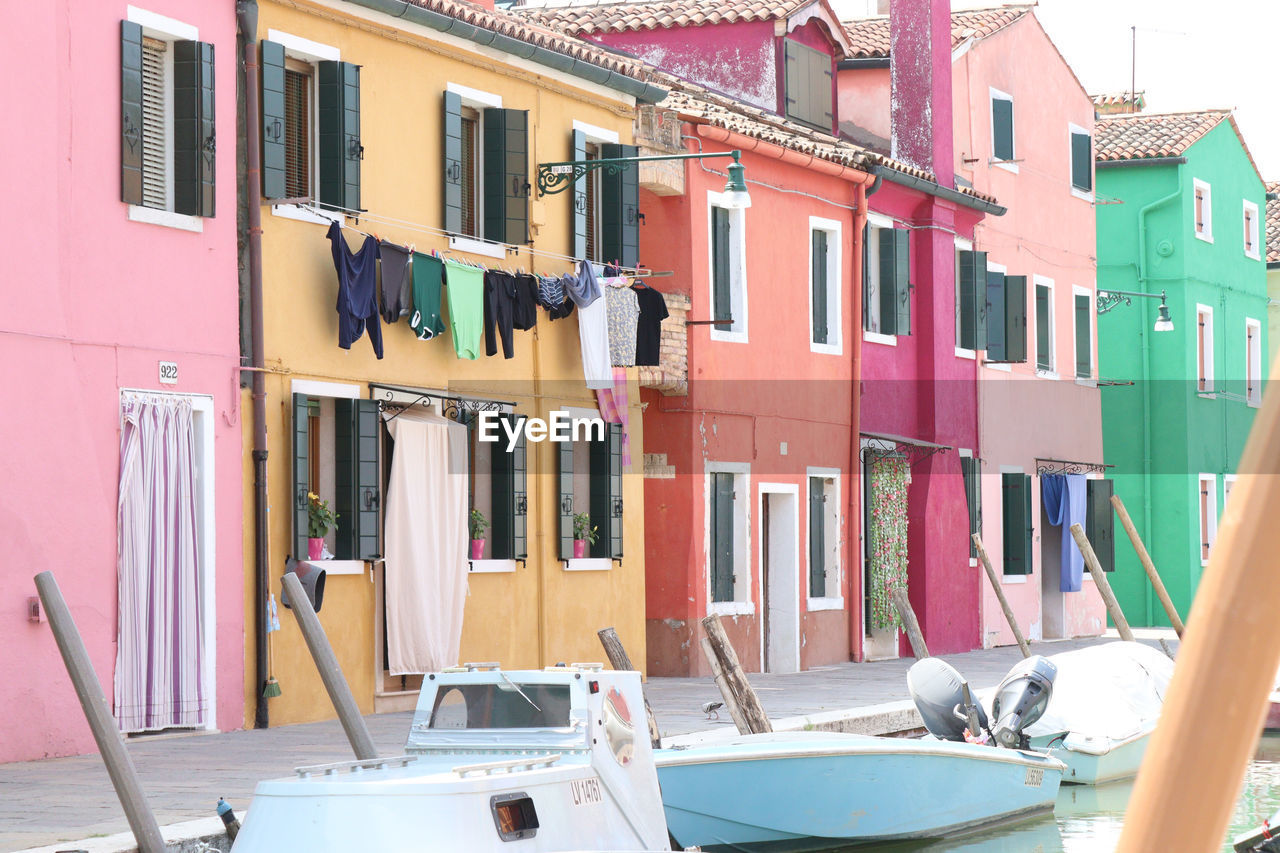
left=536, top=149, right=751, bottom=209
left=1096, top=288, right=1174, bottom=332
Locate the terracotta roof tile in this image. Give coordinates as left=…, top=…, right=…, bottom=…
left=1094, top=110, right=1230, bottom=161
left=841, top=5, right=1034, bottom=59
left=514, top=0, right=813, bottom=36
left=1266, top=181, right=1279, bottom=264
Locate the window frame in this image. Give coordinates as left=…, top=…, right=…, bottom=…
left=806, top=467, right=843, bottom=609
left=1198, top=473, right=1218, bottom=567
left=981, top=260, right=1013, bottom=371
left=959, top=450, right=981, bottom=564
left=863, top=212, right=898, bottom=346
left=1072, top=285, right=1094, bottom=382
left=999, top=466, right=1032, bottom=582
left=1034, top=276, right=1056, bottom=377
left=1068, top=122, right=1093, bottom=201
left=1246, top=317, right=1263, bottom=407
left=268, top=29, right=340, bottom=227
left=445, top=82, right=508, bottom=259
left=1196, top=303, right=1215, bottom=395
left=290, top=378, right=366, bottom=575
left=1244, top=199, right=1261, bottom=260
left=557, top=405, right=619, bottom=571
left=809, top=216, right=843, bottom=355
left=706, top=462, right=753, bottom=615
left=990, top=87, right=1017, bottom=173
left=707, top=190, right=749, bottom=344
left=571, top=120, right=620, bottom=264
left=1193, top=178, right=1213, bottom=243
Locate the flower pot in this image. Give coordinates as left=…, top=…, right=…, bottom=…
left=470, top=538, right=485, bottom=560
left=307, top=537, right=324, bottom=560
left=573, top=539, right=587, bottom=559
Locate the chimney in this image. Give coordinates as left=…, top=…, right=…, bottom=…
left=889, top=0, right=953, bottom=188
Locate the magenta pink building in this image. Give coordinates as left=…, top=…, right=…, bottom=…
left=2, top=1, right=243, bottom=761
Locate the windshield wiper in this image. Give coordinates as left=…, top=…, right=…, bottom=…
left=498, top=672, right=542, bottom=713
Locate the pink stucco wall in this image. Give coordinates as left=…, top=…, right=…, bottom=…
left=0, top=0, right=243, bottom=761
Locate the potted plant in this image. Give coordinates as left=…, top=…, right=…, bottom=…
left=572, top=511, right=598, bottom=560
left=469, top=509, right=490, bottom=560
left=307, top=492, right=338, bottom=560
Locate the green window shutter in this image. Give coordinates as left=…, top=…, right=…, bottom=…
left=1071, top=131, right=1092, bottom=192
left=878, top=228, right=899, bottom=335
left=172, top=40, right=215, bottom=217
left=588, top=424, right=624, bottom=559
left=558, top=438, right=574, bottom=560
left=962, top=457, right=981, bottom=558
left=957, top=250, right=986, bottom=350
left=572, top=129, right=588, bottom=260
left=1086, top=479, right=1115, bottom=572
left=894, top=228, right=911, bottom=335
left=511, top=417, right=527, bottom=560
left=812, top=230, right=828, bottom=344
left=608, top=423, right=623, bottom=559
left=601, top=143, right=639, bottom=269
left=985, top=270, right=1007, bottom=361
left=121, top=21, right=145, bottom=205
left=490, top=414, right=526, bottom=560
left=712, top=207, right=732, bottom=323
left=1002, top=472, right=1031, bottom=575
left=483, top=108, right=529, bottom=246
left=1074, top=293, right=1091, bottom=378
left=861, top=223, right=871, bottom=332
left=1035, top=285, right=1051, bottom=371
left=334, top=399, right=381, bottom=561
left=443, top=91, right=463, bottom=233
left=1004, top=275, right=1028, bottom=362
left=993, top=97, right=1014, bottom=162
left=260, top=41, right=287, bottom=200
left=318, top=61, right=360, bottom=211
left=808, top=477, right=825, bottom=597
left=292, top=394, right=311, bottom=560
left=710, top=473, right=735, bottom=602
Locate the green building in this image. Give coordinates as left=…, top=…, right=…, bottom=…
left=1095, top=110, right=1269, bottom=626
left=1267, top=182, right=1279, bottom=362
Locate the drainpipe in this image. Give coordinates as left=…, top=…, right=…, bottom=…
left=237, top=0, right=270, bottom=729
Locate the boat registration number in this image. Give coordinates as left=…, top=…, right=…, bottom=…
left=1024, top=767, right=1044, bottom=787
left=571, top=777, right=603, bottom=805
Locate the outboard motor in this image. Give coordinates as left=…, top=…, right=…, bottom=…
left=990, top=655, right=1058, bottom=749
left=908, top=658, right=989, bottom=742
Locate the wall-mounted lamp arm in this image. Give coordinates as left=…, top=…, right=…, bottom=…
left=537, top=150, right=742, bottom=195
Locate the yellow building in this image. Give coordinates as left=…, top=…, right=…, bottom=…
left=241, top=0, right=665, bottom=727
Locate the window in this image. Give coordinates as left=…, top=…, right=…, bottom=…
left=1001, top=471, right=1032, bottom=575
left=557, top=417, right=623, bottom=565
left=584, top=142, right=601, bottom=262
left=863, top=219, right=910, bottom=339
left=991, top=88, right=1016, bottom=170
left=807, top=471, right=841, bottom=604
left=1244, top=200, right=1261, bottom=259
left=984, top=270, right=1028, bottom=363
left=1198, top=474, right=1217, bottom=565
left=1073, top=288, right=1093, bottom=379
left=1193, top=179, right=1213, bottom=242
left=1247, top=318, right=1263, bottom=406
left=960, top=454, right=981, bottom=559
left=810, top=217, right=842, bottom=353
left=444, top=86, right=528, bottom=249
left=1035, top=279, right=1055, bottom=374
left=956, top=248, right=988, bottom=352
left=460, top=106, right=480, bottom=237
left=784, top=40, right=834, bottom=131
left=571, top=123, right=639, bottom=267
left=709, top=192, right=748, bottom=341
left=261, top=33, right=360, bottom=213
left=1085, top=478, right=1115, bottom=572
left=1197, top=304, right=1215, bottom=394
left=120, top=13, right=215, bottom=220
left=463, top=412, right=528, bottom=563
left=1070, top=125, right=1092, bottom=194
left=708, top=466, right=750, bottom=611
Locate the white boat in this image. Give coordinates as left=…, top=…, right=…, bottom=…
left=232, top=663, right=672, bottom=852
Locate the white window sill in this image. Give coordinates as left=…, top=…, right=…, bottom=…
left=128, top=205, right=204, bottom=233
left=1248, top=398, right=1261, bottom=409
left=449, top=235, right=507, bottom=260
left=710, top=331, right=750, bottom=344
left=1002, top=574, right=1028, bottom=585
left=955, top=347, right=977, bottom=360
left=810, top=342, right=843, bottom=356
left=1071, top=187, right=1094, bottom=203
left=306, top=559, right=364, bottom=576
left=993, top=161, right=1020, bottom=174
left=1075, top=376, right=1097, bottom=388
left=1195, top=231, right=1213, bottom=244
left=1036, top=368, right=1058, bottom=380
left=1246, top=251, right=1261, bottom=261
left=564, top=557, right=612, bottom=572
left=864, top=331, right=897, bottom=347
left=272, top=203, right=332, bottom=226
left=983, top=361, right=1012, bottom=372
left=807, top=596, right=844, bottom=612
left=1197, top=391, right=1217, bottom=399
left=709, top=600, right=755, bottom=616
left=469, top=559, right=517, bottom=574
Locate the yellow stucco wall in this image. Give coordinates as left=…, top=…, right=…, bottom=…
left=243, top=0, right=648, bottom=729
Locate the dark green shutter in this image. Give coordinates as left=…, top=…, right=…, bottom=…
left=710, top=473, right=735, bottom=602
left=1071, top=131, right=1092, bottom=191
left=608, top=423, right=623, bottom=559
left=335, top=399, right=380, bottom=561
left=861, top=223, right=871, bottom=332
left=1086, top=479, right=1115, bottom=572
left=483, top=108, right=529, bottom=245
left=571, top=129, right=588, bottom=259
left=880, top=228, right=910, bottom=335
left=260, top=41, right=287, bottom=200
left=1004, top=275, right=1028, bottom=362
left=1002, top=472, right=1031, bottom=575
left=1075, top=293, right=1091, bottom=378
left=491, top=414, right=527, bottom=560
left=443, top=91, right=463, bottom=233
left=986, top=271, right=1007, bottom=361
left=993, top=97, right=1014, bottom=161
left=588, top=424, right=623, bottom=559
left=712, top=207, right=732, bottom=323
left=809, top=477, right=825, bottom=597
left=121, top=21, right=144, bottom=205
left=812, top=230, right=828, bottom=344
left=558, top=437, right=574, bottom=560
left=957, top=250, right=987, bottom=350
left=511, top=416, right=527, bottom=560
left=173, top=40, right=215, bottom=217
left=601, top=143, right=639, bottom=269
left=1035, top=285, right=1051, bottom=371
left=318, top=61, right=360, bottom=211
left=962, top=457, right=981, bottom=558
left=292, top=394, right=311, bottom=559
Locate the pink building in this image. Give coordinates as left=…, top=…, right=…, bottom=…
left=1, top=1, right=243, bottom=760
left=841, top=4, right=1106, bottom=647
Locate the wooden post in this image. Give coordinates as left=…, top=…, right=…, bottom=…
left=1111, top=494, right=1185, bottom=637
left=699, top=637, right=751, bottom=735
left=1069, top=523, right=1135, bottom=643
left=891, top=587, right=929, bottom=659
left=597, top=627, right=662, bottom=748
left=700, top=614, right=772, bottom=734
left=34, top=572, right=166, bottom=853
left=972, top=534, right=1032, bottom=658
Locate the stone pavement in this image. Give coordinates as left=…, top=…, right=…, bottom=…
left=0, top=629, right=1175, bottom=851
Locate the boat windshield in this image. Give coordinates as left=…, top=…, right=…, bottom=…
left=427, top=683, right=572, bottom=730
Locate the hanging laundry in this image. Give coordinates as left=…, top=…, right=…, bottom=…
left=538, top=275, right=575, bottom=321
left=409, top=251, right=446, bottom=341
left=632, top=285, right=669, bottom=367
left=1042, top=474, right=1089, bottom=592
left=564, top=261, right=602, bottom=308
left=604, top=282, right=639, bottom=367
left=483, top=270, right=518, bottom=360
left=512, top=273, right=539, bottom=331
left=574, top=262, right=612, bottom=389
left=378, top=241, right=413, bottom=324
left=444, top=259, right=484, bottom=360
left=595, top=367, right=632, bottom=468
left=326, top=221, right=383, bottom=359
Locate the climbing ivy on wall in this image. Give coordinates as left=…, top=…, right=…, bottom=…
left=869, top=456, right=909, bottom=630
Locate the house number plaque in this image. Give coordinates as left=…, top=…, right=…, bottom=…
left=158, top=361, right=179, bottom=385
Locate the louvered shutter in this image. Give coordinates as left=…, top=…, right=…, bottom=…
left=784, top=42, right=808, bottom=126
left=812, top=230, right=828, bottom=344
left=173, top=40, right=215, bottom=217
left=1075, top=293, right=1091, bottom=378
left=808, top=477, right=825, bottom=597
left=1071, top=131, right=1092, bottom=192
left=572, top=129, right=588, bottom=260
left=711, top=473, right=735, bottom=602
left=879, top=228, right=910, bottom=335
left=601, top=143, right=639, bottom=269
left=333, top=399, right=380, bottom=561
left=861, top=223, right=871, bottom=332
left=1004, top=275, right=1028, bottom=362
left=490, top=413, right=527, bottom=560
left=712, top=207, right=732, bottom=323
left=812, top=49, right=834, bottom=131
left=607, top=423, right=623, bottom=559
left=957, top=250, right=987, bottom=350
left=292, top=394, right=311, bottom=560
left=483, top=108, right=529, bottom=246
left=962, top=457, right=982, bottom=558
left=140, top=37, right=168, bottom=210
left=986, top=270, right=1007, bottom=361
left=993, top=98, right=1014, bottom=161
left=260, top=40, right=287, bottom=200
left=318, top=61, right=360, bottom=211
left=558, top=437, right=574, bottom=560
left=1086, top=479, right=1115, bottom=573
left=121, top=21, right=144, bottom=205
left=443, top=91, right=463, bottom=233
left=1002, top=472, right=1031, bottom=575
left=588, top=424, right=623, bottom=559
left=1035, top=285, right=1051, bottom=371
left=784, top=41, right=831, bottom=129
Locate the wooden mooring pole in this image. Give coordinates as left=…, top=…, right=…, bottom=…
left=597, top=627, right=662, bottom=748
left=891, top=587, right=929, bottom=659
left=700, top=614, right=772, bottom=734
left=1111, top=494, right=1185, bottom=637
left=1069, top=523, right=1135, bottom=643
left=972, top=534, right=1032, bottom=658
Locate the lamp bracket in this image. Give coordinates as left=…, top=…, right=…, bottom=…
left=537, top=150, right=741, bottom=195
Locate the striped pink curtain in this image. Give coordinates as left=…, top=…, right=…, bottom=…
left=114, top=394, right=206, bottom=733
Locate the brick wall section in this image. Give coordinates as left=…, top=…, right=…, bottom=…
left=639, top=291, right=690, bottom=395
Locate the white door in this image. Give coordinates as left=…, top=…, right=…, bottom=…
left=761, top=487, right=800, bottom=673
